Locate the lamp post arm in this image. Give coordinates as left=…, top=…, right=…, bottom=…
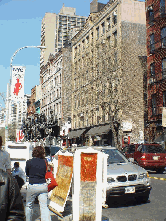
left=10, top=45, right=46, bottom=67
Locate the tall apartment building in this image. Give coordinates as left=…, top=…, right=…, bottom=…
left=70, top=0, right=147, bottom=148
left=40, top=5, right=87, bottom=144
left=40, top=5, right=87, bottom=68
left=145, top=0, right=166, bottom=142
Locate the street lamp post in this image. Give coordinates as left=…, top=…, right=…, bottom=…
left=5, top=45, right=46, bottom=144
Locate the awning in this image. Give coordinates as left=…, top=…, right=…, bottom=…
left=68, top=129, right=86, bottom=139
left=86, top=125, right=111, bottom=136
left=97, top=124, right=111, bottom=135
left=154, top=134, right=164, bottom=143
left=86, top=126, right=102, bottom=136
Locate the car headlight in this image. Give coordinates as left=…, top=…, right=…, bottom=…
left=107, top=177, right=115, bottom=183
left=138, top=173, right=147, bottom=179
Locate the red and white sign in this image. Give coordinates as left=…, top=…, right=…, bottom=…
left=11, top=66, right=25, bottom=100
left=16, top=130, right=24, bottom=142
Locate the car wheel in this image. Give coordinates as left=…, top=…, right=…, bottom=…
left=156, top=168, right=165, bottom=174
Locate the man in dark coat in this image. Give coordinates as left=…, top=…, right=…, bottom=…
left=0, top=169, right=25, bottom=221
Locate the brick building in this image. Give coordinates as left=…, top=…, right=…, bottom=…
left=145, top=0, right=166, bottom=142
left=70, top=0, right=147, bottom=148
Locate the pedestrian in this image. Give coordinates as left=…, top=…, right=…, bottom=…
left=0, top=136, right=11, bottom=174
left=12, top=162, right=26, bottom=189
left=0, top=168, right=25, bottom=220
left=25, top=146, right=51, bottom=221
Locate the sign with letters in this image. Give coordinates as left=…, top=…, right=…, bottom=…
left=11, top=66, right=25, bottom=100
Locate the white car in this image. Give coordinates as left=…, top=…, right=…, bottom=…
left=101, top=147, right=152, bottom=206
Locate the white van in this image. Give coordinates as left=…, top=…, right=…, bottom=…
left=6, top=141, right=35, bottom=172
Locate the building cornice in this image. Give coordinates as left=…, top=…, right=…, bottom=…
left=72, top=0, right=121, bottom=46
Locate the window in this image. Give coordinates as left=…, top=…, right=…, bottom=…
left=96, top=27, right=99, bottom=39
left=151, top=94, right=156, bottom=115
left=161, top=27, right=166, bottom=47
left=102, top=22, right=105, bottom=35
left=82, top=40, right=85, bottom=50
left=86, top=35, right=89, bottom=45
left=150, top=34, right=155, bottom=53
left=163, top=91, right=166, bottom=107
left=162, top=58, right=166, bottom=79
left=148, top=7, right=154, bottom=24
left=60, top=74, right=61, bottom=83
left=112, top=11, right=117, bottom=25
left=160, top=0, right=165, bottom=15
left=91, top=32, right=93, bottom=40
left=150, top=63, right=155, bottom=76
left=74, top=79, right=76, bottom=90
left=114, top=51, right=117, bottom=64
left=107, top=17, right=111, bottom=30
left=74, top=47, right=77, bottom=57
left=113, top=31, right=117, bottom=47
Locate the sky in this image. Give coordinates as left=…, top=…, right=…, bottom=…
left=0, top=0, right=145, bottom=108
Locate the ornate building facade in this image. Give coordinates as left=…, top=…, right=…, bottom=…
left=71, top=0, right=147, bottom=148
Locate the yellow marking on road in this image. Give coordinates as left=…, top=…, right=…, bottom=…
left=149, top=176, right=166, bottom=181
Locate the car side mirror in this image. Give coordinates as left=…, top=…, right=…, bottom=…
left=128, top=158, right=134, bottom=163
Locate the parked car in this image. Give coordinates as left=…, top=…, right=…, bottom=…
left=122, top=143, right=166, bottom=173
left=45, top=145, right=62, bottom=161
left=98, top=147, right=152, bottom=206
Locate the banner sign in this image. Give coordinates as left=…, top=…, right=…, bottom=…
left=16, top=129, right=24, bottom=142
left=81, top=153, right=97, bottom=182
left=73, top=147, right=103, bottom=221
left=80, top=153, right=97, bottom=221
left=49, top=152, right=73, bottom=215
left=11, top=66, right=25, bottom=100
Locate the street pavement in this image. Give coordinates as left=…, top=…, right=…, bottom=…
left=21, top=187, right=72, bottom=221
left=21, top=171, right=166, bottom=221
left=21, top=187, right=110, bottom=221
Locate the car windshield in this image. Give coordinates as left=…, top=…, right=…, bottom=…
left=102, top=149, right=127, bottom=164
left=142, top=145, right=165, bottom=153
